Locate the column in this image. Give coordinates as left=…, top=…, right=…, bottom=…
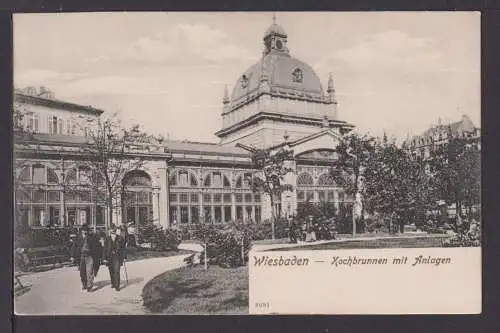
left=152, top=187, right=159, bottom=225
left=60, top=191, right=65, bottom=226
left=159, top=165, right=169, bottom=228
left=231, top=192, right=236, bottom=220
left=251, top=205, right=255, bottom=223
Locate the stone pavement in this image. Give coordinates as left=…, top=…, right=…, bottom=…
left=15, top=254, right=192, bottom=315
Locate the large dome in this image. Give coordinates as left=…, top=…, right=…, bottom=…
left=229, top=21, right=326, bottom=110
left=230, top=53, right=325, bottom=108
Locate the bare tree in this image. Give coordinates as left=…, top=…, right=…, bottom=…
left=247, top=147, right=294, bottom=240
left=73, top=114, right=163, bottom=230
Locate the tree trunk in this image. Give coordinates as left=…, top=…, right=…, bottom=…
left=107, top=193, right=113, bottom=231
left=269, top=194, right=275, bottom=240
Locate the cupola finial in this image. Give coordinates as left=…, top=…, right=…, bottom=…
left=272, top=12, right=276, bottom=25
left=327, top=72, right=335, bottom=93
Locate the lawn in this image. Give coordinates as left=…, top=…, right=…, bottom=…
left=142, top=264, right=248, bottom=314
left=271, top=235, right=451, bottom=251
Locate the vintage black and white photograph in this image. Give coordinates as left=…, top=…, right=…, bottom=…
left=13, top=12, right=480, bottom=315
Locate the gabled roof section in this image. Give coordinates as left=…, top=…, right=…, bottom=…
left=268, top=128, right=344, bottom=151
left=289, top=129, right=343, bottom=147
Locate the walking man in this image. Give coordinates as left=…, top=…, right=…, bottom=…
left=70, top=224, right=100, bottom=292
left=103, top=225, right=126, bottom=291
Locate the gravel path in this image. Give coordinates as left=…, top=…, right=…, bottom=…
left=15, top=254, right=191, bottom=315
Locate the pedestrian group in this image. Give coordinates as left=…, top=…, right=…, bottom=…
left=69, top=223, right=127, bottom=292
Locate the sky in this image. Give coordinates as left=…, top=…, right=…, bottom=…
left=13, top=12, right=480, bottom=143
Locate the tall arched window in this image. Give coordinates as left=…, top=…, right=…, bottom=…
left=122, top=170, right=153, bottom=226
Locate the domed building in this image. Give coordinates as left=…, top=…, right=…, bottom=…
left=14, top=19, right=355, bottom=231
left=216, top=20, right=353, bottom=148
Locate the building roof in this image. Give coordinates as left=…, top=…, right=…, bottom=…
left=15, top=132, right=91, bottom=146
left=164, top=140, right=250, bottom=156
left=15, top=92, right=105, bottom=116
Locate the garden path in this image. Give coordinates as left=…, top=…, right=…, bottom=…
left=15, top=254, right=191, bottom=315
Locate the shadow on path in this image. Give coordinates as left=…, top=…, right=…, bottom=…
left=92, top=280, right=111, bottom=292
left=120, top=277, right=144, bottom=290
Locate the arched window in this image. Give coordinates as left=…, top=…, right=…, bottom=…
left=190, top=173, right=198, bottom=187
left=317, top=173, right=335, bottom=186
left=178, top=170, right=189, bottom=186
left=32, top=164, right=46, bottom=184
left=169, top=171, right=177, bottom=186
left=235, top=176, right=242, bottom=188
left=122, top=170, right=153, bottom=226
left=297, top=172, right=313, bottom=186
left=123, top=170, right=152, bottom=188
left=213, top=172, right=222, bottom=187
left=203, top=174, right=211, bottom=187
left=67, top=168, right=77, bottom=184
left=19, top=167, right=31, bottom=182
left=223, top=175, right=231, bottom=188
left=47, top=168, right=59, bottom=184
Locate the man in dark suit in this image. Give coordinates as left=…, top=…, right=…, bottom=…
left=103, top=225, right=126, bottom=291
left=70, top=224, right=101, bottom=292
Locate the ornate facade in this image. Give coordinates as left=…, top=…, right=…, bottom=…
left=14, top=20, right=355, bottom=230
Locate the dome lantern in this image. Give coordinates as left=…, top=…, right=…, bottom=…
left=263, top=13, right=289, bottom=55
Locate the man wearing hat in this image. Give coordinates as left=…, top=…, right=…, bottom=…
left=103, top=224, right=126, bottom=291
left=70, top=224, right=100, bottom=292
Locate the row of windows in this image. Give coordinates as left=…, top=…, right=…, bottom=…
left=297, top=172, right=336, bottom=186
left=17, top=206, right=105, bottom=228
left=169, top=192, right=261, bottom=204
left=170, top=205, right=261, bottom=224
left=16, top=189, right=96, bottom=203
left=18, top=165, right=60, bottom=184
left=22, top=113, right=82, bottom=135
left=297, top=190, right=347, bottom=202
left=18, top=165, right=98, bottom=186
left=169, top=170, right=252, bottom=189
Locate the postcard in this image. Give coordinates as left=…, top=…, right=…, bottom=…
left=13, top=11, right=480, bottom=315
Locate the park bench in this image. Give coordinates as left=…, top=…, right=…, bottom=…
left=22, top=246, right=71, bottom=271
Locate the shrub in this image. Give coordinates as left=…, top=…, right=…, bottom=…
left=138, top=224, right=180, bottom=251
left=194, top=224, right=251, bottom=268
left=15, top=227, right=78, bottom=249
left=443, top=227, right=481, bottom=247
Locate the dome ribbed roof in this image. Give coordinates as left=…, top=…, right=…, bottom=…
left=230, top=53, right=324, bottom=108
